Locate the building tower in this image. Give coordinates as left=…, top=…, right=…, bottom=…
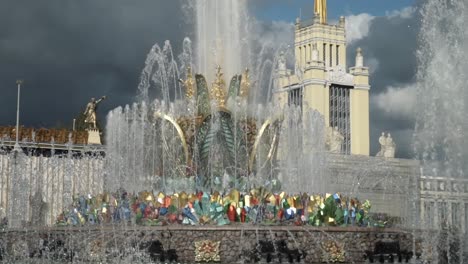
left=274, top=0, right=370, bottom=155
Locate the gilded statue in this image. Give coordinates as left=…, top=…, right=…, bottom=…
left=314, top=0, right=327, bottom=24
left=179, top=66, right=195, bottom=100
left=84, top=96, right=106, bottom=129
left=211, top=65, right=226, bottom=108
left=240, top=68, right=251, bottom=98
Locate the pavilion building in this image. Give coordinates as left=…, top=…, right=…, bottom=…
left=273, top=0, right=370, bottom=155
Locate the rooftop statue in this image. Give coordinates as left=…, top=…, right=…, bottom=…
left=278, top=51, right=287, bottom=71
left=376, top=132, right=396, bottom=158
left=385, top=133, right=396, bottom=158
left=326, top=127, right=344, bottom=153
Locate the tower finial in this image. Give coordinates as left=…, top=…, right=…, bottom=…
left=339, top=16, right=345, bottom=27
left=314, top=0, right=327, bottom=24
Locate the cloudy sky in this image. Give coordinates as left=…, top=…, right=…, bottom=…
left=0, top=0, right=418, bottom=157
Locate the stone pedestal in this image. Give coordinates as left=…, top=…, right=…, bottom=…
left=87, top=129, right=101, bottom=145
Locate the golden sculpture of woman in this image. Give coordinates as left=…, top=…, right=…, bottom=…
left=314, top=0, right=327, bottom=24
left=84, top=96, right=106, bottom=129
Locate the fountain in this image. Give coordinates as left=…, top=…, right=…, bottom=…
left=194, top=0, right=249, bottom=83
left=106, top=63, right=326, bottom=195
left=413, top=0, right=468, bottom=262
left=1, top=0, right=467, bottom=263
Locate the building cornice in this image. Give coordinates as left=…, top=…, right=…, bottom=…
left=276, top=72, right=370, bottom=90
left=350, top=67, right=369, bottom=76
left=273, top=77, right=328, bottom=93
left=353, top=84, right=371, bottom=90
left=296, top=38, right=346, bottom=46
left=297, top=30, right=346, bottom=38
left=304, top=62, right=326, bottom=71
left=297, top=24, right=345, bottom=33
left=302, top=78, right=327, bottom=86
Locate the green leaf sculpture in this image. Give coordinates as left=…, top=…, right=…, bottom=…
left=227, top=74, right=241, bottom=101
left=195, top=74, right=211, bottom=117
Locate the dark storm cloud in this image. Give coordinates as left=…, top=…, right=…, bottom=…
left=347, top=7, right=420, bottom=157
left=0, top=0, right=189, bottom=128
left=348, top=11, right=418, bottom=92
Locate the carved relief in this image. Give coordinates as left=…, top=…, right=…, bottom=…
left=321, top=240, right=345, bottom=263
left=326, top=127, right=344, bottom=153
left=195, top=240, right=221, bottom=262
left=328, top=66, right=354, bottom=85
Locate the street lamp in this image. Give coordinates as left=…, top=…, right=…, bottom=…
left=13, top=80, right=23, bottom=152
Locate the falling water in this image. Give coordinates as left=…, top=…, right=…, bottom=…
left=105, top=97, right=326, bottom=194
left=136, top=38, right=193, bottom=103
left=0, top=146, right=105, bottom=227
left=414, top=0, right=468, bottom=262
left=195, top=0, right=250, bottom=83
left=414, top=0, right=468, bottom=177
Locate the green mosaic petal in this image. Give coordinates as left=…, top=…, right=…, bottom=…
left=195, top=74, right=211, bottom=117
left=220, top=112, right=236, bottom=162
left=199, top=118, right=217, bottom=162
left=227, top=74, right=241, bottom=101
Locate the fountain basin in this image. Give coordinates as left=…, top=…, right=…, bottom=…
left=0, top=226, right=415, bottom=263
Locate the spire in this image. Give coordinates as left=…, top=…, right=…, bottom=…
left=314, top=0, right=327, bottom=24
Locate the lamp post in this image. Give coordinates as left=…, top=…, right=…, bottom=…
left=13, top=80, right=23, bottom=152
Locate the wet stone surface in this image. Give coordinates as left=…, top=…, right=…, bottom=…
left=0, top=226, right=414, bottom=263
